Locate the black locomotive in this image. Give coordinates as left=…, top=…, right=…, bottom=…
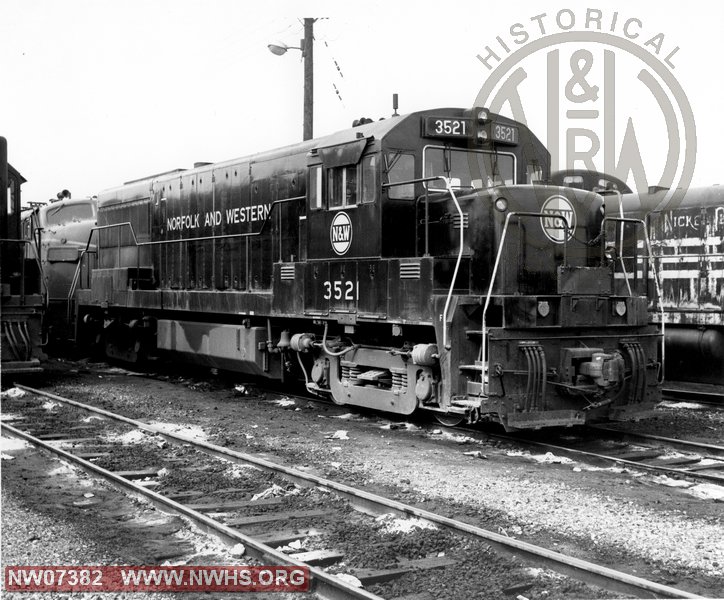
left=1, top=137, right=45, bottom=374
left=71, top=109, right=662, bottom=429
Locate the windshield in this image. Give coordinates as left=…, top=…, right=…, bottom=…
left=424, top=147, right=515, bottom=190
left=46, top=202, right=94, bottom=226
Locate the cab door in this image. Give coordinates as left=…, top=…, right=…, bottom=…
left=304, top=142, right=380, bottom=316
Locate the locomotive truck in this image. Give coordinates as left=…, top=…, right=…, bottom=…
left=70, top=108, right=663, bottom=429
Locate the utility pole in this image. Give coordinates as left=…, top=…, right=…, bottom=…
left=268, top=18, right=315, bottom=141
left=302, top=18, right=314, bottom=141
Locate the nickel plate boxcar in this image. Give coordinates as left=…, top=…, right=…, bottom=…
left=614, top=186, right=724, bottom=387
left=72, top=109, right=662, bottom=429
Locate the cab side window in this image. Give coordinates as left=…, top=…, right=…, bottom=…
left=386, top=152, right=415, bottom=199
left=309, top=166, right=323, bottom=209
left=328, top=165, right=357, bottom=209
left=360, top=155, right=377, bottom=204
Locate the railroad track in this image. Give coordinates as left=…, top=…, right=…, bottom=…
left=176, top=380, right=724, bottom=485
left=662, top=387, right=724, bottom=408
left=486, top=426, right=724, bottom=485
left=1, top=384, right=711, bottom=600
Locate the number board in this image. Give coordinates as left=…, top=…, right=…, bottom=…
left=423, top=117, right=473, bottom=139
left=489, top=123, right=519, bottom=145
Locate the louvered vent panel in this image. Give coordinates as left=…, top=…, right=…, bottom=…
left=400, top=262, right=421, bottom=280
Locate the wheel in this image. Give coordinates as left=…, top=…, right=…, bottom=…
left=435, top=413, right=464, bottom=427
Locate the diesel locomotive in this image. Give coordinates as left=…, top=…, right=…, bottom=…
left=1, top=136, right=45, bottom=374
left=21, top=196, right=97, bottom=347
left=70, top=109, right=663, bottom=429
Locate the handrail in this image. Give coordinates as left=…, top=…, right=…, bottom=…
left=599, top=190, right=633, bottom=297
left=600, top=215, right=665, bottom=382
left=480, top=212, right=571, bottom=393
left=383, top=176, right=462, bottom=349
left=66, top=195, right=304, bottom=319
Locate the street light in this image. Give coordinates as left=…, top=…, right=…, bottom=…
left=268, top=18, right=314, bottom=141
left=267, top=42, right=299, bottom=56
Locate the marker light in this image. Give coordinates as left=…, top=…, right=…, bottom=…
left=494, top=197, right=508, bottom=212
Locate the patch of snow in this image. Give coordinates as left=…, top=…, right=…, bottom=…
left=0, top=387, right=26, bottom=399
left=0, top=413, right=24, bottom=422
left=103, top=430, right=146, bottom=444
left=251, top=484, right=285, bottom=501
left=335, top=413, right=364, bottom=420
left=686, top=483, right=724, bottom=501
left=224, top=463, right=261, bottom=479
left=649, top=475, right=694, bottom=488
left=149, top=422, right=209, bottom=443
left=81, top=415, right=105, bottom=423
left=48, top=463, right=76, bottom=476
left=335, top=573, right=363, bottom=588
left=660, top=401, right=710, bottom=410
left=273, top=398, right=296, bottom=407
left=375, top=513, right=437, bottom=534
left=507, top=450, right=574, bottom=464
left=0, top=436, right=30, bottom=452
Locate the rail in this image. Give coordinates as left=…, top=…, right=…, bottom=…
left=66, top=195, right=304, bottom=321
left=383, top=176, right=462, bottom=349
left=1, top=420, right=381, bottom=600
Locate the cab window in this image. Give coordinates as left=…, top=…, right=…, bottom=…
left=360, top=155, right=377, bottom=203
left=386, top=152, right=415, bottom=199
left=309, top=166, right=323, bottom=209
left=327, top=165, right=357, bottom=209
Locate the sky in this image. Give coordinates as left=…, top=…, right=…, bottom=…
left=2, top=0, right=722, bottom=203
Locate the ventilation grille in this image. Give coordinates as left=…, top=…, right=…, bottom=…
left=280, top=265, right=295, bottom=281
left=400, top=261, right=421, bottom=279
left=453, top=212, right=469, bottom=229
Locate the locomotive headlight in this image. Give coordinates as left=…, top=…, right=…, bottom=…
left=476, top=129, right=488, bottom=143
left=494, top=196, right=508, bottom=212
left=477, top=109, right=489, bottom=123
left=614, top=300, right=627, bottom=317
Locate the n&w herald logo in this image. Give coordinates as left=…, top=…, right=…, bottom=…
left=330, top=211, right=353, bottom=255
left=541, top=195, right=576, bottom=243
